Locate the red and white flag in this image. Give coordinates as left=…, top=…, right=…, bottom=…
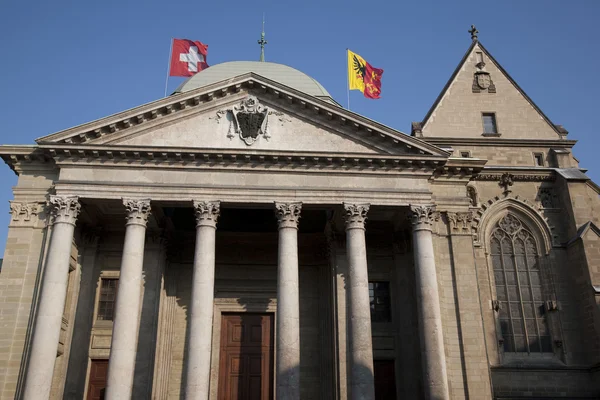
left=169, top=39, right=209, bottom=77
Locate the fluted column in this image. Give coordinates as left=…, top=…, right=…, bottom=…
left=23, top=196, right=81, bottom=400
left=105, top=199, right=151, bottom=400
left=185, top=201, right=220, bottom=399
left=344, top=203, right=375, bottom=400
left=274, top=202, right=302, bottom=400
left=410, top=205, right=449, bottom=400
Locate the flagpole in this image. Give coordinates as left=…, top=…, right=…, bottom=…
left=164, top=38, right=173, bottom=97
left=346, top=48, right=350, bottom=110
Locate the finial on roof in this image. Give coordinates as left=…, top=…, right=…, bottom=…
left=469, top=25, right=479, bottom=42
left=258, top=14, right=267, bottom=62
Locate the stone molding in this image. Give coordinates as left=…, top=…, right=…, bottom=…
left=9, top=201, right=45, bottom=223
left=445, top=211, right=474, bottom=235
left=274, top=202, right=302, bottom=229
left=123, top=198, right=151, bottom=227
left=49, top=195, right=81, bottom=226
left=343, top=203, right=370, bottom=230
left=474, top=172, right=556, bottom=183
left=409, top=205, right=439, bottom=231
left=193, top=200, right=221, bottom=228
left=472, top=194, right=557, bottom=251
left=44, top=146, right=453, bottom=177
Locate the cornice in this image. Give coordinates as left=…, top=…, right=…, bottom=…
left=0, top=146, right=53, bottom=174
left=421, top=137, right=577, bottom=148
left=43, top=144, right=455, bottom=176
left=34, top=73, right=448, bottom=158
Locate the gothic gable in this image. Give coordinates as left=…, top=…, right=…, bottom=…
left=417, top=41, right=564, bottom=140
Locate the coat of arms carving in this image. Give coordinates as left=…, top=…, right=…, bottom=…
left=225, top=96, right=271, bottom=145
left=472, top=71, right=496, bottom=93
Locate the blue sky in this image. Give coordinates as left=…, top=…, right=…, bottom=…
left=0, top=0, right=599, bottom=255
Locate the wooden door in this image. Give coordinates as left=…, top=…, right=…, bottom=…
left=86, top=359, right=108, bottom=400
left=218, top=313, right=274, bottom=400
left=374, top=359, right=397, bottom=400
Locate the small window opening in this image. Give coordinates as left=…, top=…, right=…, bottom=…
left=482, top=113, right=498, bottom=135
left=97, top=278, right=119, bottom=321
left=369, top=281, right=391, bottom=322
left=534, top=153, right=544, bottom=167
left=460, top=151, right=470, bottom=158
left=476, top=52, right=484, bottom=64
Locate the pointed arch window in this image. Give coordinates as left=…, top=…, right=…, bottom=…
left=490, top=214, right=552, bottom=353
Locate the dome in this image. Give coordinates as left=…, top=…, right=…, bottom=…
left=174, top=61, right=337, bottom=104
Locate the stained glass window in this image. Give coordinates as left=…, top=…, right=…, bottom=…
left=491, top=214, right=551, bottom=353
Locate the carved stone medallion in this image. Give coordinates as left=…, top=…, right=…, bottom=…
left=226, top=96, right=271, bottom=145
left=472, top=71, right=496, bottom=93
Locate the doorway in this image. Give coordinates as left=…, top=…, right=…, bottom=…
left=218, top=313, right=274, bottom=400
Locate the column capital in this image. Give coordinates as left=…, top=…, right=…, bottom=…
left=275, top=202, right=302, bottom=229
left=445, top=211, right=474, bottom=235
left=49, top=195, right=81, bottom=226
left=410, top=204, right=439, bottom=231
left=193, top=201, right=221, bottom=228
left=343, top=203, right=370, bottom=230
left=123, top=198, right=151, bottom=227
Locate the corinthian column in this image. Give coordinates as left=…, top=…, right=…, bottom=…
left=274, top=202, right=302, bottom=400
left=23, top=196, right=80, bottom=400
left=105, top=199, right=151, bottom=400
left=343, top=203, right=375, bottom=400
left=184, top=200, right=220, bottom=399
left=410, top=205, right=449, bottom=400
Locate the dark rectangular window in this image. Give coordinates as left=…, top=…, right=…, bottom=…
left=482, top=113, right=498, bottom=135
left=534, top=153, right=544, bottom=166
left=460, top=151, right=470, bottom=158
left=97, top=279, right=118, bottom=321
left=369, top=281, right=391, bottom=322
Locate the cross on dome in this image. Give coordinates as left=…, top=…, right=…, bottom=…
left=179, top=46, right=205, bottom=73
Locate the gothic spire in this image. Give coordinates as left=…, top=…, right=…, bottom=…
left=258, top=14, right=267, bottom=62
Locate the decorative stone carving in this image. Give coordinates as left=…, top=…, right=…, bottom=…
left=467, top=185, right=478, bottom=208
left=9, top=201, right=44, bottom=222
left=472, top=194, right=558, bottom=249
left=343, top=203, right=370, bottom=230
left=274, top=202, right=302, bottom=229
left=474, top=173, right=555, bottom=183
left=472, top=71, right=496, bottom=93
left=538, top=188, right=555, bottom=209
left=499, top=173, right=514, bottom=195
left=225, top=96, right=272, bottom=145
left=409, top=205, right=439, bottom=228
left=193, top=201, right=220, bottom=228
left=49, top=195, right=81, bottom=226
left=447, top=212, right=473, bottom=234
left=123, top=198, right=151, bottom=227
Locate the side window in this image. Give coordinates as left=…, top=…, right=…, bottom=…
left=369, top=281, right=391, bottom=322
left=97, top=278, right=119, bottom=321
left=490, top=214, right=552, bottom=353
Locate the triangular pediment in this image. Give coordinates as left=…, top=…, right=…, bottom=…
left=36, top=74, right=448, bottom=157
left=417, top=41, right=564, bottom=140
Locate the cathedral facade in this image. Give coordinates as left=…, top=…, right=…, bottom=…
left=0, top=35, right=599, bottom=400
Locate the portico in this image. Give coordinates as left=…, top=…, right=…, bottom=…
left=2, top=62, right=484, bottom=400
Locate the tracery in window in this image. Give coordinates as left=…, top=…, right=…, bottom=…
left=490, top=214, right=552, bottom=353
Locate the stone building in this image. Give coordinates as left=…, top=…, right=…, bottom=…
left=0, top=31, right=599, bottom=400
